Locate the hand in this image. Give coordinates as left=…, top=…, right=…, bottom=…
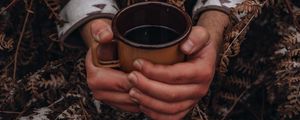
left=81, top=19, right=140, bottom=112
left=127, top=11, right=229, bottom=120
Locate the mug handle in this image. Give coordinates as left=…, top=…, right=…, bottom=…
left=91, top=40, right=120, bottom=68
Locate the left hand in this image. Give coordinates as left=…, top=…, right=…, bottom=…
left=127, top=11, right=229, bottom=120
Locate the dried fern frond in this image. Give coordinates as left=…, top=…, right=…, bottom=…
left=57, top=103, right=84, bottom=119
left=0, top=70, right=16, bottom=106
left=226, top=75, right=252, bottom=89
left=219, top=0, right=267, bottom=76
left=0, top=33, right=14, bottom=51
left=234, top=0, right=263, bottom=17
left=42, top=0, right=66, bottom=27
left=277, top=86, right=300, bottom=119
left=24, top=59, right=65, bottom=97
left=17, top=29, right=38, bottom=66
left=38, top=72, right=66, bottom=89
left=191, top=104, right=209, bottom=120
left=266, top=21, right=300, bottom=119
left=26, top=72, right=41, bottom=97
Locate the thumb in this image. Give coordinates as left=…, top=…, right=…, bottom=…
left=90, top=19, right=113, bottom=44
left=181, top=26, right=210, bottom=55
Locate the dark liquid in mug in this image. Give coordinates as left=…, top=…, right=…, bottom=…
left=124, top=25, right=179, bottom=45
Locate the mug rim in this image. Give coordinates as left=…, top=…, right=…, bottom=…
left=112, top=1, right=192, bottom=49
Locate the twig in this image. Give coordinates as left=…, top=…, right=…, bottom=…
left=13, top=0, right=34, bottom=81
left=195, top=105, right=208, bottom=120
left=222, top=1, right=267, bottom=57
left=0, top=0, right=18, bottom=15
left=48, top=96, right=64, bottom=107
left=0, top=111, right=20, bottom=114
left=222, top=14, right=255, bottom=56
left=42, top=0, right=61, bottom=20
left=221, top=89, right=249, bottom=120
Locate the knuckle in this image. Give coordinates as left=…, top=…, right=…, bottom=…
left=198, top=87, right=209, bottom=97
left=182, top=67, right=200, bottom=81
left=175, top=71, right=188, bottom=80
left=87, top=78, right=98, bottom=90
left=116, top=81, right=129, bottom=91
left=193, top=26, right=210, bottom=40
left=168, top=105, right=182, bottom=114
left=141, top=64, right=152, bottom=75
left=93, top=92, right=104, bottom=101
left=200, top=68, right=214, bottom=82
left=193, top=26, right=205, bottom=33
left=168, top=92, right=179, bottom=100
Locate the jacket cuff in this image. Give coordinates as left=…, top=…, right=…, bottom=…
left=57, top=0, right=119, bottom=47
left=192, top=0, right=244, bottom=23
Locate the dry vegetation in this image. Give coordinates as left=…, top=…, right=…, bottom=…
left=0, top=0, right=300, bottom=119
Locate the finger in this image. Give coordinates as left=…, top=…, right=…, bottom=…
left=181, top=26, right=210, bottom=55
left=129, top=88, right=197, bottom=114
left=85, top=49, right=100, bottom=73
left=90, top=19, right=113, bottom=44
left=86, top=49, right=131, bottom=91
left=140, top=105, right=190, bottom=120
left=128, top=72, right=208, bottom=102
left=104, top=101, right=140, bottom=113
left=93, top=91, right=136, bottom=105
left=133, top=59, right=214, bottom=84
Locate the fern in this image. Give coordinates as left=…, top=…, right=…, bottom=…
left=191, top=104, right=209, bottom=120
left=43, top=0, right=66, bottom=27
left=57, top=103, right=84, bottom=119
left=38, top=73, right=66, bottom=89
left=0, top=33, right=13, bottom=51
left=26, top=72, right=41, bottom=97
left=277, top=86, right=300, bottom=119
left=269, top=21, right=300, bottom=119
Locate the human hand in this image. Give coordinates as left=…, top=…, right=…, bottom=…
left=81, top=19, right=139, bottom=112
left=127, top=11, right=229, bottom=119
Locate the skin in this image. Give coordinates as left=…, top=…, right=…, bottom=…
left=81, top=10, right=229, bottom=119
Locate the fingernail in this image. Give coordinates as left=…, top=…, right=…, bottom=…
left=130, top=98, right=139, bottom=103
left=133, top=59, right=143, bottom=70
left=128, top=72, right=138, bottom=85
left=182, top=39, right=194, bottom=54
left=92, top=27, right=111, bottom=42
left=129, top=88, right=141, bottom=97
left=129, top=88, right=136, bottom=97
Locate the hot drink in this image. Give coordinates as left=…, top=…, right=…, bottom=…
left=124, top=25, right=179, bottom=45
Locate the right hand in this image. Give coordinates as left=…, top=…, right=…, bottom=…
left=81, top=19, right=140, bottom=112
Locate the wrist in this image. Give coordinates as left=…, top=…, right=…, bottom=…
left=196, top=10, right=229, bottom=51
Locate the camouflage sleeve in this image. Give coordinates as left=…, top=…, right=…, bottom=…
left=57, top=0, right=119, bottom=47
left=192, top=0, right=244, bottom=22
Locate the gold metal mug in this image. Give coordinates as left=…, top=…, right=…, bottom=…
left=92, top=2, right=192, bottom=72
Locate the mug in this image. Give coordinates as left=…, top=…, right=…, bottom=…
left=92, top=1, right=192, bottom=72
